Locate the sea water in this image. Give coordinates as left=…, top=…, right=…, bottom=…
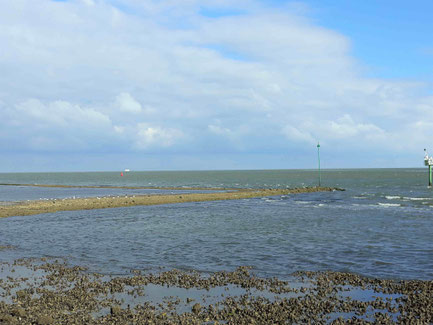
left=0, top=169, right=432, bottom=280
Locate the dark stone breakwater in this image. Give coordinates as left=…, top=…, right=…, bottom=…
left=0, top=258, right=431, bottom=324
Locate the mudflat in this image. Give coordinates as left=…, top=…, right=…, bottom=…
left=0, top=186, right=340, bottom=218
left=0, top=258, right=431, bottom=324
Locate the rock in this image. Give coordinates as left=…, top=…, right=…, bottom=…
left=0, top=314, right=16, bottom=323
left=192, top=303, right=202, bottom=314
left=11, top=307, right=26, bottom=318
left=15, top=290, right=28, bottom=299
left=110, top=305, right=122, bottom=316
left=36, top=315, right=54, bottom=325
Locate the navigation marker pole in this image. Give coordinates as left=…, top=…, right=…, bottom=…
left=429, top=161, right=433, bottom=188
left=424, top=149, right=433, bottom=187
left=317, top=142, right=321, bottom=187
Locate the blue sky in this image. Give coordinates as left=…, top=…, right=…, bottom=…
left=0, top=0, right=432, bottom=171
left=307, top=0, right=433, bottom=80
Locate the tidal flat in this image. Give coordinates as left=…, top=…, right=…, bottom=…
left=0, top=257, right=432, bottom=324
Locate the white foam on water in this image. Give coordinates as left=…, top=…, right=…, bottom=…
left=296, top=201, right=311, bottom=204
left=385, top=195, right=400, bottom=200
left=403, top=197, right=432, bottom=201
left=378, top=203, right=401, bottom=207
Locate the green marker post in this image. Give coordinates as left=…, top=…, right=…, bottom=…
left=317, top=142, right=321, bottom=187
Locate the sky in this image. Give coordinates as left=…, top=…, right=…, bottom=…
left=0, top=0, right=432, bottom=172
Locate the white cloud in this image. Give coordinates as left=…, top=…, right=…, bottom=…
left=15, top=99, right=111, bottom=129
left=326, top=114, right=384, bottom=139
left=2, top=99, right=113, bottom=150
left=282, top=126, right=316, bottom=144
left=0, top=0, right=431, bottom=168
left=135, top=124, right=184, bottom=149
left=114, top=125, right=125, bottom=134
left=81, top=0, right=96, bottom=6
left=0, top=96, right=186, bottom=152
left=115, top=92, right=142, bottom=114
left=208, top=124, right=232, bottom=136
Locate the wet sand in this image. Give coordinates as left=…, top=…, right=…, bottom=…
left=0, top=258, right=431, bottom=324
left=0, top=186, right=340, bottom=218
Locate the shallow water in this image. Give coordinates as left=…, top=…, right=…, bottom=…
left=0, top=259, right=405, bottom=323
left=0, top=169, right=432, bottom=280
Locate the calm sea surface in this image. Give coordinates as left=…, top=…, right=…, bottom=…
left=0, top=169, right=432, bottom=280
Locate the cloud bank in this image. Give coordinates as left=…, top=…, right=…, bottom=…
left=0, top=0, right=432, bottom=170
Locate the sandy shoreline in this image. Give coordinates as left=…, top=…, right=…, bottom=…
left=0, top=186, right=340, bottom=218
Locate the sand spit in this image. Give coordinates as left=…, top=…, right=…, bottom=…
left=0, top=258, right=431, bottom=324
left=0, top=187, right=341, bottom=218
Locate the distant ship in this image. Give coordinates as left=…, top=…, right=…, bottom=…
left=124, top=169, right=130, bottom=172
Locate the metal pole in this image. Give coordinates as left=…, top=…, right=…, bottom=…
left=317, top=142, right=321, bottom=187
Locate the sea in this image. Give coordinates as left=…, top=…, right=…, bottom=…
left=0, top=169, right=432, bottom=281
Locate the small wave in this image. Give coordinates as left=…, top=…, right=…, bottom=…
left=352, top=196, right=367, bottom=199
left=403, top=197, right=432, bottom=201
left=296, top=201, right=311, bottom=204
left=378, top=203, right=401, bottom=207
left=385, top=195, right=400, bottom=200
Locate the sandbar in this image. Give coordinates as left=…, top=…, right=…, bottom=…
left=0, top=186, right=341, bottom=218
